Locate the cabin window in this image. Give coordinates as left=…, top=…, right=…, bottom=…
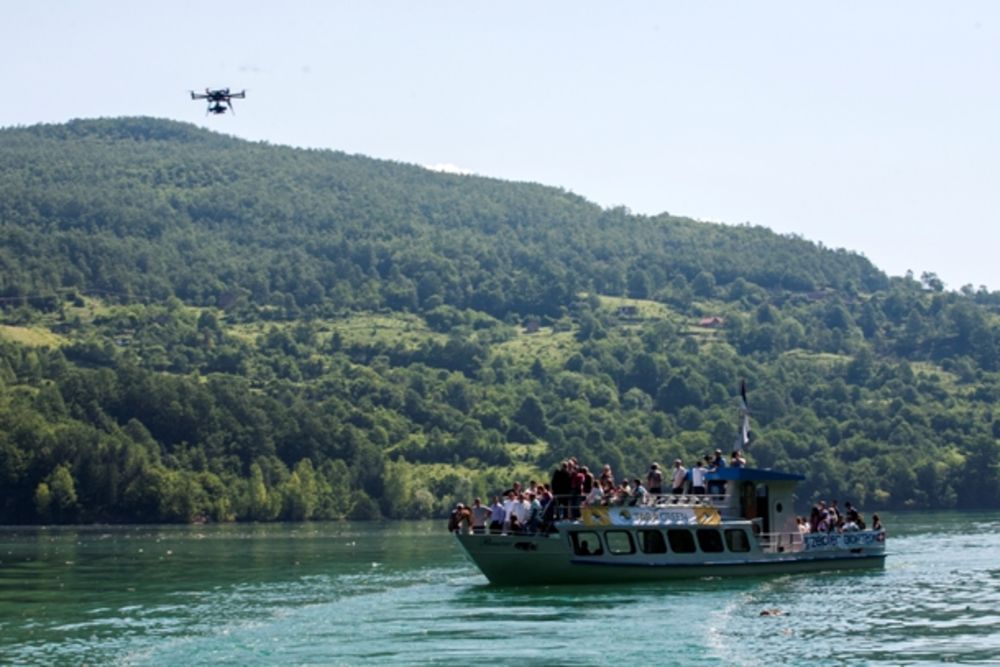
left=696, top=529, right=725, bottom=553
left=638, top=529, right=667, bottom=554
left=605, top=531, right=635, bottom=555
left=667, top=529, right=697, bottom=553
left=570, top=531, right=603, bottom=556
left=725, top=529, right=751, bottom=553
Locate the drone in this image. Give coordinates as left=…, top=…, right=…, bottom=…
left=190, top=88, right=246, bottom=115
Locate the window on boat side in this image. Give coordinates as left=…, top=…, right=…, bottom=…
left=724, top=529, right=751, bottom=553
left=638, top=529, right=667, bottom=554
left=570, top=531, right=604, bottom=556
left=605, top=531, right=635, bottom=555
left=696, top=529, right=725, bottom=553
left=667, top=529, right=697, bottom=553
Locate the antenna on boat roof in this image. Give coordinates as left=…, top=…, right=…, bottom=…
left=737, top=379, right=751, bottom=451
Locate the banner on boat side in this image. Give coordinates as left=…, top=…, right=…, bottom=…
left=581, top=506, right=721, bottom=527
left=803, top=530, right=885, bottom=550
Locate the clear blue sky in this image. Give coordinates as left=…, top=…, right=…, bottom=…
left=4, top=1, right=999, bottom=290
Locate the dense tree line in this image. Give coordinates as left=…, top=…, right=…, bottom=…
left=0, top=117, right=998, bottom=524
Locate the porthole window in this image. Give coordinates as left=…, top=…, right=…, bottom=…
left=775, top=502, right=783, bottom=513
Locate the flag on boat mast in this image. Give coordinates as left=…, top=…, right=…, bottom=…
left=738, top=379, right=751, bottom=451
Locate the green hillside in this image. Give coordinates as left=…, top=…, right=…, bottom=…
left=1, top=117, right=998, bottom=524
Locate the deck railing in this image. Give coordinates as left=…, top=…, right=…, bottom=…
left=755, top=530, right=806, bottom=554
left=560, top=491, right=731, bottom=510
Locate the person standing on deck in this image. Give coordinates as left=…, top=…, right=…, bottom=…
left=569, top=462, right=585, bottom=519
left=600, top=464, right=614, bottom=487
left=691, top=459, right=707, bottom=495
left=707, top=449, right=727, bottom=496
left=525, top=492, right=543, bottom=533
left=489, top=496, right=505, bottom=534
left=647, top=463, right=664, bottom=496
left=551, top=461, right=572, bottom=519
left=672, top=459, right=688, bottom=495
left=470, top=498, right=490, bottom=534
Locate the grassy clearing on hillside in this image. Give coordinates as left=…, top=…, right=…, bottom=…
left=494, top=327, right=577, bottom=367
left=0, top=325, right=65, bottom=348
left=781, top=349, right=852, bottom=367
left=593, top=294, right=677, bottom=321
left=911, top=361, right=960, bottom=389
left=227, top=312, right=449, bottom=350
left=324, top=313, right=447, bottom=349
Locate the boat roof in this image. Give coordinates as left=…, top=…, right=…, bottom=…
left=708, top=466, right=805, bottom=482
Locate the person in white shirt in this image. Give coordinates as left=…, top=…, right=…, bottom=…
left=671, top=459, right=688, bottom=494
left=489, top=496, right=505, bottom=534
left=690, top=459, right=707, bottom=495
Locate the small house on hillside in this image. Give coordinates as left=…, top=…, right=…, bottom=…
left=698, top=316, right=725, bottom=328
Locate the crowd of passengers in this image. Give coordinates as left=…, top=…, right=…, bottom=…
left=448, top=450, right=751, bottom=535
left=796, top=500, right=882, bottom=535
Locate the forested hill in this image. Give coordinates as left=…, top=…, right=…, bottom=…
left=1, top=117, right=887, bottom=313
left=1, top=116, right=998, bottom=524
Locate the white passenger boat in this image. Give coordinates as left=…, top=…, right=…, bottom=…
left=454, top=466, right=886, bottom=585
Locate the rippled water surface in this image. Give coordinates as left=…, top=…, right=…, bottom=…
left=1, top=512, right=998, bottom=666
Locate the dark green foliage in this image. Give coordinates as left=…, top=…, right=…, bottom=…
left=0, top=117, right=999, bottom=524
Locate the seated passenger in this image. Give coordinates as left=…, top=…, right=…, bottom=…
left=585, top=480, right=604, bottom=506
left=630, top=478, right=649, bottom=506
left=871, top=513, right=883, bottom=531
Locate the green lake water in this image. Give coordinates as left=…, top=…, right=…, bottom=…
left=1, top=512, right=998, bottom=666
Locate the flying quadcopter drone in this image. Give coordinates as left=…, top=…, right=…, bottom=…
left=190, top=88, right=246, bottom=115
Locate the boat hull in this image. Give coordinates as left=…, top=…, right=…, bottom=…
left=455, top=532, right=886, bottom=586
